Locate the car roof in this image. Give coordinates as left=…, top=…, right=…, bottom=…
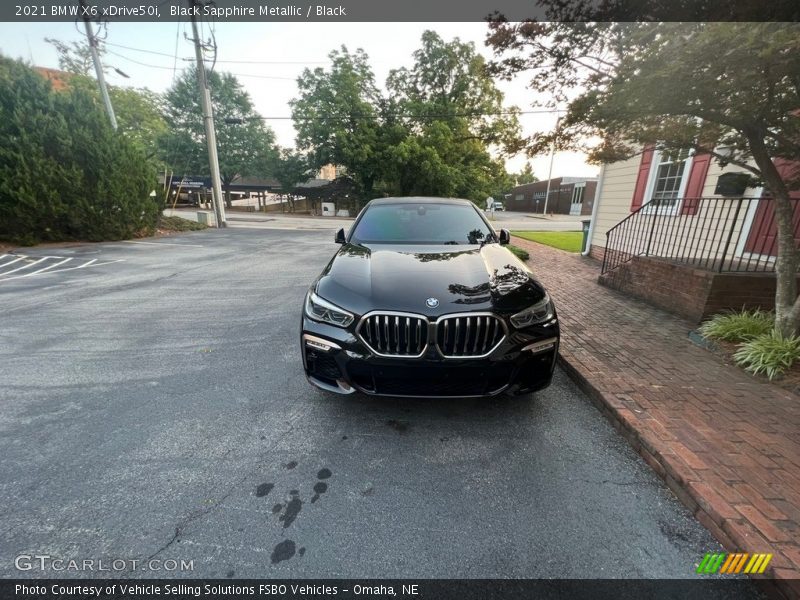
left=366, top=197, right=475, bottom=207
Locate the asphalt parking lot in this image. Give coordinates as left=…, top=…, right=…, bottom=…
left=0, top=228, right=759, bottom=594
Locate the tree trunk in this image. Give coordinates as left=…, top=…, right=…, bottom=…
left=747, top=131, right=799, bottom=336
left=224, top=188, right=232, bottom=209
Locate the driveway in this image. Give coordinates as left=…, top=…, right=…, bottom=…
left=0, top=229, right=759, bottom=596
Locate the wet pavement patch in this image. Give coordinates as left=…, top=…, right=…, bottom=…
left=386, top=419, right=409, bottom=433
left=255, top=483, right=274, bottom=498
left=279, top=492, right=302, bottom=528
left=311, top=481, right=328, bottom=504
left=270, top=539, right=296, bottom=564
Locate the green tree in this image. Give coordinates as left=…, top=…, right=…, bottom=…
left=161, top=67, right=277, bottom=208
left=108, top=86, right=167, bottom=162
left=291, top=47, right=382, bottom=201
left=387, top=30, right=522, bottom=156
left=273, top=148, right=313, bottom=213
left=488, top=21, right=800, bottom=335
left=0, top=56, right=158, bottom=244
left=45, top=38, right=167, bottom=162
left=292, top=38, right=521, bottom=206
left=514, top=163, right=537, bottom=185
left=44, top=37, right=101, bottom=76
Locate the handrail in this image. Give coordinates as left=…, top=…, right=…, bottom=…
left=601, top=197, right=789, bottom=275
left=601, top=199, right=658, bottom=273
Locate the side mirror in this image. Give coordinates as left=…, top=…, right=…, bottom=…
left=498, top=229, right=510, bottom=245
left=335, top=228, right=346, bottom=244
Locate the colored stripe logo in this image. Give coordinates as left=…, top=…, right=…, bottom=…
left=697, top=553, right=772, bottom=574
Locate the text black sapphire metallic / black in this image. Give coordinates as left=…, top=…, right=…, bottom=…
left=301, top=197, right=560, bottom=398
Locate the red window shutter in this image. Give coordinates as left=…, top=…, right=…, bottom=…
left=681, top=152, right=712, bottom=215
left=775, top=159, right=800, bottom=199
left=631, top=144, right=655, bottom=211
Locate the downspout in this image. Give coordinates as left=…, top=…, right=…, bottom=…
left=581, top=164, right=605, bottom=257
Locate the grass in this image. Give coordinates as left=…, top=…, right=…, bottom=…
left=507, top=244, right=530, bottom=261
left=511, top=231, right=583, bottom=253
left=734, top=330, right=800, bottom=380
left=698, top=309, right=774, bottom=342
left=158, top=215, right=208, bottom=232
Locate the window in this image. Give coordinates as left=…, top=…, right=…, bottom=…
left=647, top=148, right=692, bottom=210
left=571, top=186, right=585, bottom=205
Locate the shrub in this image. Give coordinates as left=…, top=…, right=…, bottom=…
left=733, top=330, right=800, bottom=380
left=508, top=244, right=530, bottom=261
left=698, top=309, right=774, bottom=342
left=0, top=56, right=159, bottom=244
left=158, top=215, right=207, bottom=232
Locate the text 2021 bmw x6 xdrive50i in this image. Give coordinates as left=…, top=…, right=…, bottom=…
left=301, top=197, right=559, bottom=398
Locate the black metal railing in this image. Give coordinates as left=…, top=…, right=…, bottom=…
left=601, top=197, right=797, bottom=275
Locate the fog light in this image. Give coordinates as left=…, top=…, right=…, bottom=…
left=307, top=339, right=331, bottom=351
left=522, top=337, right=558, bottom=354
left=303, top=334, right=341, bottom=352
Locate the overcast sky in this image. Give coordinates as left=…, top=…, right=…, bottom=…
left=0, top=21, right=598, bottom=179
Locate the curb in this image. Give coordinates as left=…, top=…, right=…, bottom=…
left=556, top=353, right=798, bottom=600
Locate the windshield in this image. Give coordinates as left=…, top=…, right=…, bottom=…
left=350, top=203, right=494, bottom=245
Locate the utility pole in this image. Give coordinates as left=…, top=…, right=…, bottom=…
left=542, top=116, right=559, bottom=216
left=188, top=0, right=226, bottom=227
left=79, top=0, right=116, bottom=129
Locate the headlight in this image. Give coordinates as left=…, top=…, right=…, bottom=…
left=305, top=291, right=354, bottom=328
left=509, top=293, right=555, bottom=328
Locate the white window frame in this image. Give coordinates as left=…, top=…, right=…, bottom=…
left=569, top=183, right=586, bottom=215
left=642, top=148, right=694, bottom=216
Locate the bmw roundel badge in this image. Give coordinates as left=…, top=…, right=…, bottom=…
left=426, top=297, right=439, bottom=308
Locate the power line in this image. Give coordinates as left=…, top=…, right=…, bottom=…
left=227, top=109, right=564, bottom=121
left=171, top=19, right=181, bottom=82
left=100, top=40, right=328, bottom=65
left=213, top=58, right=329, bottom=65
left=103, top=48, right=297, bottom=81
left=102, top=40, right=190, bottom=60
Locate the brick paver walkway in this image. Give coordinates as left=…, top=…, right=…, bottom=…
left=513, top=236, right=800, bottom=598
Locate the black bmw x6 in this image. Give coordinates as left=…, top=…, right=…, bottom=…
left=301, top=197, right=559, bottom=398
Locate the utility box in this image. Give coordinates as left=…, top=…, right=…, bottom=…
left=321, top=202, right=335, bottom=216
left=197, top=211, right=212, bottom=226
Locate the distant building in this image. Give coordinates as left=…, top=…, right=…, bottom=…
left=318, top=164, right=346, bottom=181
left=508, top=176, right=598, bottom=215
left=34, top=67, right=72, bottom=91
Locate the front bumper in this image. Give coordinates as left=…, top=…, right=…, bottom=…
left=301, top=314, right=559, bottom=398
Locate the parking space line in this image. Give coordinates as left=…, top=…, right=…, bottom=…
left=0, top=255, right=26, bottom=270
left=0, top=256, right=50, bottom=277
left=22, top=257, right=73, bottom=276
left=0, top=258, right=124, bottom=282
left=122, top=240, right=204, bottom=248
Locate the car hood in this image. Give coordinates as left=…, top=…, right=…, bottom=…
left=314, top=243, right=548, bottom=317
